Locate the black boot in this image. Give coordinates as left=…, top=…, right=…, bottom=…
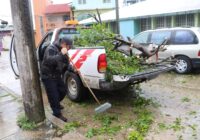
left=54, top=114, right=68, bottom=122
left=59, top=104, right=64, bottom=110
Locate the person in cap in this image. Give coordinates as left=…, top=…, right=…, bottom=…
left=41, top=37, right=74, bottom=122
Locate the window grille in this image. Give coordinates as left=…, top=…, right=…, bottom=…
left=78, top=0, right=86, bottom=4
left=176, top=14, right=194, bottom=27
left=156, top=16, right=171, bottom=28
left=140, top=18, right=151, bottom=31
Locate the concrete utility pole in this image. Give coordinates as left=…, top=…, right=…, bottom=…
left=10, top=0, right=45, bottom=123
left=115, top=0, right=120, bottom=34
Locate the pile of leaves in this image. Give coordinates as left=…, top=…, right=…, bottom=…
left=85, top=114, right=121, bottom=138
left=74, top=24, right=142, bottom=81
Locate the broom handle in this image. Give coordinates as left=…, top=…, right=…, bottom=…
left=66, top=54, right=101, bottom=105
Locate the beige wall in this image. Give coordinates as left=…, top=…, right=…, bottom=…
left=46, top=13, right=70, bottom=31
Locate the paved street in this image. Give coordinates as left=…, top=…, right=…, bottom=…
left=0, top=51, right=22, bottom=139
left=0, top=51, right=21, bottom=96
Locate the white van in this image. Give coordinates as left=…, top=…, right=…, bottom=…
left=133, top=27, right=200, bottom=74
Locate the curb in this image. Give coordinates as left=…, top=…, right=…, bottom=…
left=45, top=109, right=65, bottom=129
left=0, top=84, right=21, bottom=99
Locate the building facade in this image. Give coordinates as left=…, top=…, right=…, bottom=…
left=32, top=0, right=71, bottom=45
left=80, top=0, right=200, bottom=38
left=118, top=13, right=200, bottom=38
left=105, top=14, right=200, bottom=39
left=0, top=25, right=13, bottom=49
left=45, top=4, right=71, bottom=31
left=72, top=0, right=115, bottom=21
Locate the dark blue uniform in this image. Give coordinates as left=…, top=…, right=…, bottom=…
left=41, top=42, right=72, bottom=117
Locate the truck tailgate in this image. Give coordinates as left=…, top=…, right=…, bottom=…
left=113, top=64, right=175, bottom=83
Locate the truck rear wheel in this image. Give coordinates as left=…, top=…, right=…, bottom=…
left=64, top=72, right=85, bottom=102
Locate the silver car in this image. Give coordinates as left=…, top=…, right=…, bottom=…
left=133, top=27, right=200, bottom=74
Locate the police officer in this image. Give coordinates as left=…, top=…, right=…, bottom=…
left=41, top=37, right=74, bottom=122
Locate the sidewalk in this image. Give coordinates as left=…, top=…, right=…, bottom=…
left=0, top=86, right=22, bottom=140
left=0, top=51, right=21, bottom=96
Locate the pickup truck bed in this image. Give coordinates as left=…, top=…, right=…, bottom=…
left=99, top=64, right=175, bottom=90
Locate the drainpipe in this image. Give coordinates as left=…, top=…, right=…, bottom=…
left=194, top=13, right=199, bottom=27
left=171, top=16, right=175, bottom=27
left=151, top=17, right=156, bottom=29
left=115, top=0, right=120, bottom=34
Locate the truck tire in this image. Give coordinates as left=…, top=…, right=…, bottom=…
left=64, top=72, right=85, bottom=102
left=175, top=56, right=192, bottom=74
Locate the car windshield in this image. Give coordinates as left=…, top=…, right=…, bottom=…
left=133, top=31, right=150, bottom=44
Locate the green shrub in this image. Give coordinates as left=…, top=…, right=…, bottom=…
left=17, top=115, right=37, bottom=130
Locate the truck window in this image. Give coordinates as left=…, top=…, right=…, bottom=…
left=173, top=30, right=198, bottom=44
left=133, top=32, right=150, bottom=44
left=58, top=28, right=80, bottom=39
left=150, top=31, right=171, bottom=45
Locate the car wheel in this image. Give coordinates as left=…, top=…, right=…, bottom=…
left=64, top=72, right=85, bottom=102
left=175, top=56, right=192, bottom=74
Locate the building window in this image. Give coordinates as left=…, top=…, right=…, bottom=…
left=103, top=0, right=111, bottom=3
left=78, top=0, right=86, bottom=4
left=63, top=15, right=70, bottom=21
left=140, top=18, right=151, bottom=31
left=47, top=16, right=57, bottom=22
left=156, top=16, right=171, bottom=28
left=176, top=14, right=194, bottom=27
left=124, top=0, right=146, bottom=6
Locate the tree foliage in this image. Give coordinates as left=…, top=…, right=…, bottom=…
left=74, top=24, right=142, bottom=80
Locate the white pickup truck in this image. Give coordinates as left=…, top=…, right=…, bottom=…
left=10, top=27, right=175, bottom=102
left=36, top=27, right=175, bottom=102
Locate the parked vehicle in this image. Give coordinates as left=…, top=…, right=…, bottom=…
left=10, top=27, right=174, bottom=102
left=133, top=27, right=200, bottom=74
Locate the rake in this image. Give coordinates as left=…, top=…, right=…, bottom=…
left=66, top=54, right=111, bottom=113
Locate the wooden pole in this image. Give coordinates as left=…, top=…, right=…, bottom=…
left=115, top=0, right=120, bottom=34
left=10, top=0, right=45, bottom=123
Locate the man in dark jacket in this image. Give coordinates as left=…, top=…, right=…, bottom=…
left=41, top=37, right=73, bottom=122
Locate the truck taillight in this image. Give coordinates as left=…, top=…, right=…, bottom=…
left=198, top=50, right=200, bottom=56
left=98, top=54, right=107, bottom=73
